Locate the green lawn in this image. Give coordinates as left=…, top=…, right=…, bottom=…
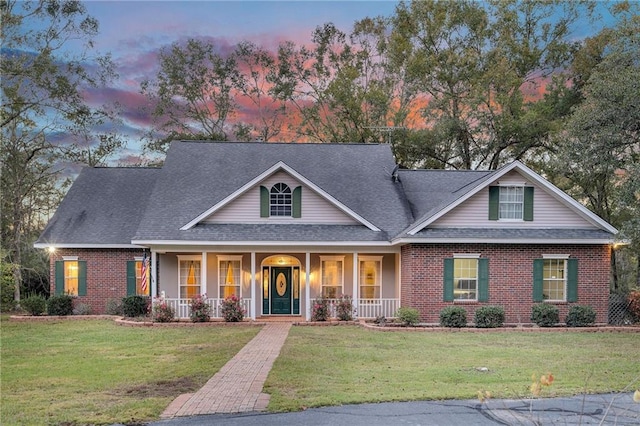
left=0, top=318, right=261, bottom=425
left=264, top=326, right=640, bottom=412
left=1, top=319, right=638, bottom=425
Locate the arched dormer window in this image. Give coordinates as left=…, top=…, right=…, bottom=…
left=270, top=183, right=292, bottom=216
left=260, top=183, right=302, bottom=218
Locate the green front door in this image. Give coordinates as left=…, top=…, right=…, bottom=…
left=271, top=267, right=291, bottom=314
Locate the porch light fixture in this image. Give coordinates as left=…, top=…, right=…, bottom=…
left=47, top=246, right=56, bottom=253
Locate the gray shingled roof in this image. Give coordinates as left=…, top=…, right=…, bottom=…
left=133, top=141, right=413, bottom=242
left=36, top=167, right=160, bottom=245
left=397, top=169, right=494, bottom=225
left=37, top=141, right=615, bottom=247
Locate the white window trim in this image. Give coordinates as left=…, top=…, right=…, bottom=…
left=359, top=255, right=382, bottom=302
left=177, top=255, right=202, bottom=301
left=498, top=185, right=525, bottom=221
left=62, top=256, right=78, bottom=261
left=218, top=255, right=243, bottom=298
left=453, top=256, right=479, bottom=302
left=541, top=257, right=568, bottom=302
left=320, top=255, right=345, bottom=298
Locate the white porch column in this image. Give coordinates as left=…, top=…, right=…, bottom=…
left=151, top=250, right=157, bottom=298
left=201, top=251, right=207, bottom=296
left=305, top=252, right=311, bottom=321
left=251, top=251, right=256, bottom=320
left=352, top=252, right=358, bottom=318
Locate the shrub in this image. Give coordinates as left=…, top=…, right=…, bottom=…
left=335, top=294, right=354, bottom=321
left=396, top=306, right=420, bottom=326
left=628, top=290, right=640, bottom=321
left=565, top=305, right=596, bottom=327
left=220, top=295, right=245, bottom=322
left=47, top=294, right=74, bottom=316
left=73, top=303, right=92, bottom=315
left=122, top=295, right=149, bottom=318
left=439, top=306, right=467, bottom=328
left=474, top=306, right=505, bottom=328
left=152, top=297, right=175, bottom=322
left=105, top=298, right=123, bottom=316
left=189, top=294, right=211, bottom=322
left=531, top=303, right=559, bottom=327
left=311, top=296, right=330, bottom=321
left=21, top=294, right=46, bottom=316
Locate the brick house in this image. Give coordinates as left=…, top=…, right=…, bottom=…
left=35, top=141, right=617, bottom=323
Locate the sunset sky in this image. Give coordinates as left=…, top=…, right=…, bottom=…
left=30, top=1, right=621, bottom=165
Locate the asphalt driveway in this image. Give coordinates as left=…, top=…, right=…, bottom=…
left=147, top=392, right=639, bottom=425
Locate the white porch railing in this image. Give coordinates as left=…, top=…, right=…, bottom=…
left=162, top=298, right=252, bottom=319
left=310, top=298, right=400, bottom=319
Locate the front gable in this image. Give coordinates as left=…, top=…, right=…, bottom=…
left=202, top=170, right=359, bottom=225
left=181, top=162, right=377, bottom=230
left=406, top=161, right=617, bottom=236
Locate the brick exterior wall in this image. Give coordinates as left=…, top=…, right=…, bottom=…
left=400, top=243, right=611, bottom=325
left=49, top=248, right=144, bottom=314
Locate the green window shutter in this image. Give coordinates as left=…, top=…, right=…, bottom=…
left=488, top=186, right=499, bottom=220
left=78, top=261, right=87, bottom=296
left=567, top=258, right=578, bottom=302
left=55, top=261, right=64, bottom=295
left=523, top=186, right=534, bottom=221
left=533, top=259, right=544, bottom=302
left=126, top=261, right=137, bottom=296
left=260, top=185, right=269, bottom=218
left=478, top=258, right=489, bottom=302
left=292, top=186, right=302, bottom=218
left=443, top=258, right=454, bottom=302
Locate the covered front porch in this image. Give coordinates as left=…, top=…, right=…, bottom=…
left=148, top=247, right=401, bottom=321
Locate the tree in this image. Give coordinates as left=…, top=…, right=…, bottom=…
left=1, top=0, right=116, bottom=303
left=386, top=0, right=593, bottom=169
left=558, top=7, right=640, bottom=289
left=141, top=38, right=239, bottom=153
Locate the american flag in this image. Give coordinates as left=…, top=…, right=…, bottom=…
left=141, top=253, right=149, bottom=294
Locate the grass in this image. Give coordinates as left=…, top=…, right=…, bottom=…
left=0, top=317, right=261, bottom=425
left=2, top=319, right=638, bottom=424
left=264, top=326, right=640, bottom=412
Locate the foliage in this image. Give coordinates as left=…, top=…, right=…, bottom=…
left=531, top=303, right=560, bottom=327
left=20, top=294, right=46, bottom=316
left=373, top=315, right=387, bottom=326
left=396, top=306, right=420, bottom=326
left=627, top=290, right=640, bottom=321
left=1, top=0, right=117, bottom=305
left=1, top=256, right=17, bottom=312
left=46, top=294, right=74, bottom=316
left=189, top=294, right=211, bottom=323
left=105, top=298, right=123, bottom=316
left=220, top=294, right=245, bottom=322
left=530, top=372, right=555, bottom=397
left=72, top=303, right=92, bottom=316
left=335, top=294, right=355, bottom=321
left=474, top=306, right=505, bottom=328
left=152, top=297, right=175, bottom=323
left=439, top=306, right=467, bottom=328
left=565, top=305, right=596, bottom=327
left=121, top=295, right=149, bottom=318
left=310, top=296, right=331, bottom=321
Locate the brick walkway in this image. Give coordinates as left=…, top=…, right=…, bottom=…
left=161, top=323, right=292, bottom=418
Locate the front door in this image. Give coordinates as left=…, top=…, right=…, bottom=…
left=271, top=267, right=291, bottom=314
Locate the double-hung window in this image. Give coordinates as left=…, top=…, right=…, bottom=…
left=127, top=257, right=150, bottom=296
left=178, top=256, right=201, bottom=299
left=359, top=256, right=382, bottom=302
left=444, top=255, right=488, bottom=302
left=489, top=185, right=534, bottom=221
left=54, top=256, right=87, bottom=296
left=219, top=255, right=242, bottom=298
left=533, top=255, right=578, bottom=302
left=320, top=256, right=344, bottom=298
